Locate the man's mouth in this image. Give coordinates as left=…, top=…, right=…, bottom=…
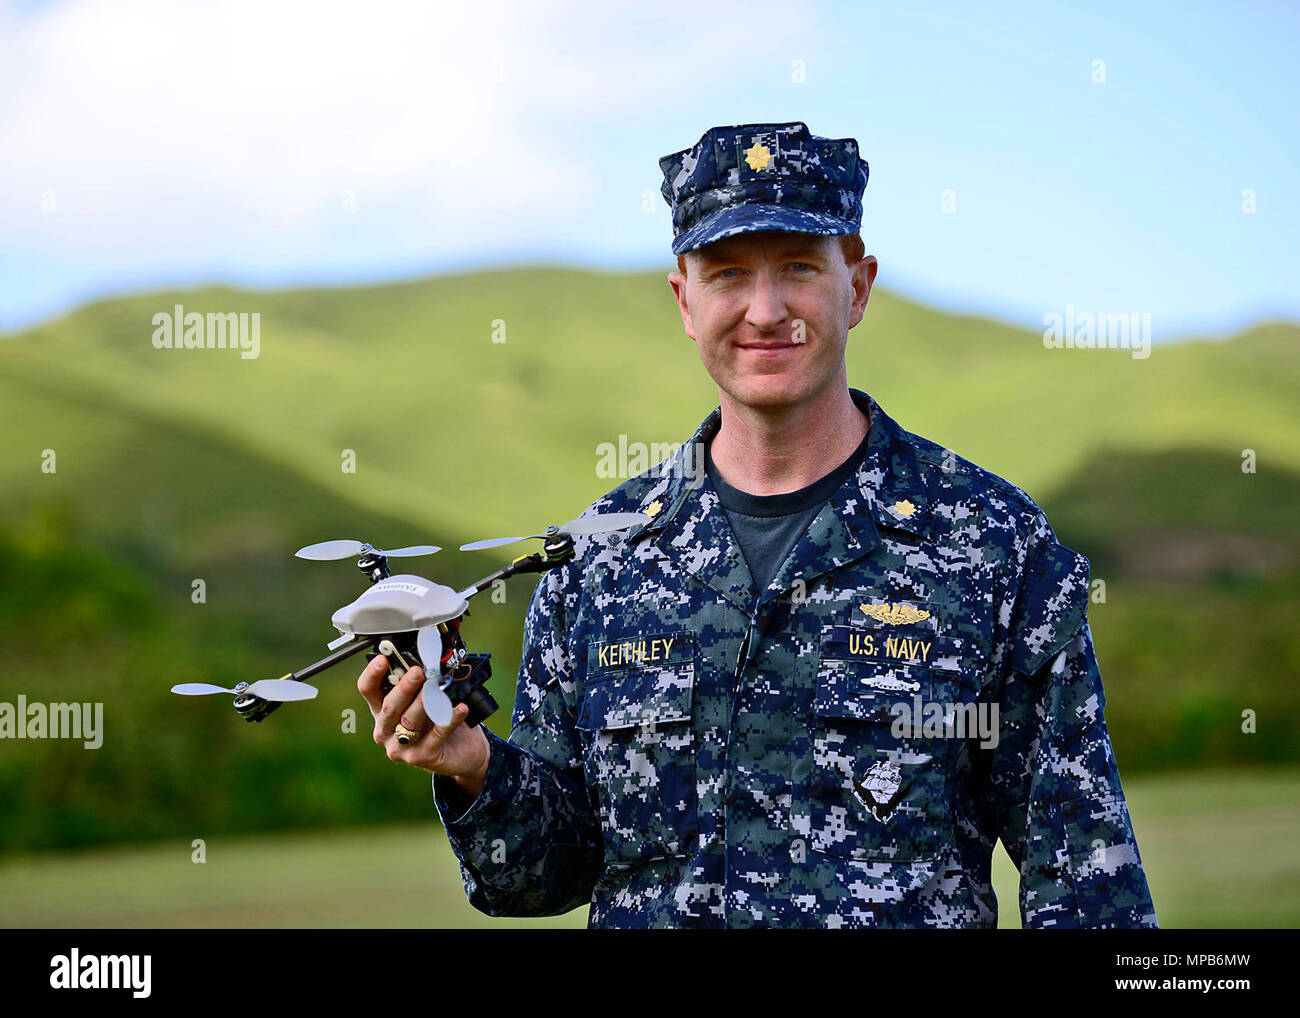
left=737, top=340, right=802, bottom=356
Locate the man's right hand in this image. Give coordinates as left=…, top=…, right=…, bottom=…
left=357, top=654, right=491, bottom=800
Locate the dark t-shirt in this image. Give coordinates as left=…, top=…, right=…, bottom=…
left=705, top=421, right=872, bottom=593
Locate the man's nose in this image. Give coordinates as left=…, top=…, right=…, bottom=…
left=744, top=271, right=789, bottom=333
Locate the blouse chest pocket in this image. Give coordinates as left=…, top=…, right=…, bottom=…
left=576, top=632, right=698, bottom=866
left=806, top=603, right=963, bottom=864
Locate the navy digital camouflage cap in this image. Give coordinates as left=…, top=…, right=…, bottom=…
left=658, top=121, right=868, bottom=256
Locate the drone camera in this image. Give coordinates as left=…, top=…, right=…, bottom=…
left=448, top=653, right=497, bottom=728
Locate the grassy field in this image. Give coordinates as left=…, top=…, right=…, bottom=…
left=1, top=766, right=1294, bottom=928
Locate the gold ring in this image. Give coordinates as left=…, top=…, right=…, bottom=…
left=395, top=723, right=422, bottom=745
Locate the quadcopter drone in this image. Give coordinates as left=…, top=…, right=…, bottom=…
left=170, top=512, right=647, bottom=730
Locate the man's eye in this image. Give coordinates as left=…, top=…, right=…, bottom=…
left=789, top=262, right=813, bottom=272
left=717, top=267, right=740, bottom=278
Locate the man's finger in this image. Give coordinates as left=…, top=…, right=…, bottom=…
left=357, top=654, right=390, bottom=717
left=397, top=677, right=434, bottom=739
left=375, top=663, right=426, bottom=742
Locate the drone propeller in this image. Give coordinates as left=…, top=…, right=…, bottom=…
left=417, top=626, right=454, bottom=726
left=171, top=679, right=319, bottom=702
left=295, top=540, right=441, bottom=561
left=460, top=512, right=650, bottom=552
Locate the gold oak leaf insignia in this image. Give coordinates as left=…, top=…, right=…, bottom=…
left=891, top=499, right=917, bottom=518
left=644, top=499, right=663, bottom=519
left=744, top=142, right=772, bottom=171
left=860, top=602, right=933, bottom=626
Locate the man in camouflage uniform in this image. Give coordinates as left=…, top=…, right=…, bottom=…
left=359, top=122, right=1158, bottom=928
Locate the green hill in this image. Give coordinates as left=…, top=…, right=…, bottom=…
left=0, top=268, right=1296, bottom=852
left=6, top=272, right=1294, bottom=543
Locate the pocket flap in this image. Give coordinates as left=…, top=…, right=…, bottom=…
left=814, top=658, right=933, bottom=722
left=578, top=662, right=694, bottom=731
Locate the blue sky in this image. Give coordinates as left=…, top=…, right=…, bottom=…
left=1, top=0, right=1296, bottom=339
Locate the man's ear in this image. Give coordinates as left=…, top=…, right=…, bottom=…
left=667, top=271, right=696, bottom=341
left=848, top=255, right=878, bottom=330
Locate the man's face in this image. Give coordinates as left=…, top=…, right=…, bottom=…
left=668, top=231, right=877, bottom=412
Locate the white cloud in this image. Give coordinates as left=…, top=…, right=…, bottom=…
left=0, top=0, right=810, bottom=259
left=2, top=1, right=595, bottom=242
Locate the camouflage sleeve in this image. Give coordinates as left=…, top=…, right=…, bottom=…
left=984, top=512, right=1159, bottom=929
left=431, top=568, right=603, bottom=917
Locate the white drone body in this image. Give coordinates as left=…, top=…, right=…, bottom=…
left=328, top=574, right=471, bottom=725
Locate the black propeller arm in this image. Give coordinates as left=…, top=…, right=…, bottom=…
left=461, top=538, right=576, bottom=598
left=235, top=637, right=376, bottom=723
